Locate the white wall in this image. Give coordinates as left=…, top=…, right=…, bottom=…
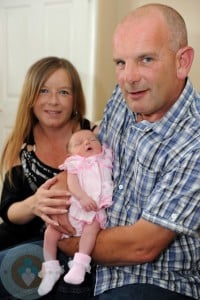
left=0, top=0, right=199, bottom=129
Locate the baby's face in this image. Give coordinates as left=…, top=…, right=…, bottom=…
left=69, top=130, right=102, bottom=157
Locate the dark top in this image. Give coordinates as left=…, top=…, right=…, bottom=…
left=0, top=118, right=92, bottom=243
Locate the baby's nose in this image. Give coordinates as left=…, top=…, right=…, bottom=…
left=84, top=139, right=90, bottom=144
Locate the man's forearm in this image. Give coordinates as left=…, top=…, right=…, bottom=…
left=91, top=220, right=175, bottom=265
left=58, top=225, right=142, bottom=265
left=58, top=219, right=176, bottom=266
left=58, top=236, right=80, bottom=257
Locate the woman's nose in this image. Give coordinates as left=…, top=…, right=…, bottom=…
left=48, top=91, right=59, bottom=104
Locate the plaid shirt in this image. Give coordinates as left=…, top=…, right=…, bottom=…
left=95, top=79, right=200, bottom=299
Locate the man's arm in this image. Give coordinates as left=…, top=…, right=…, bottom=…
left=58, top=218, right=176, bottom=265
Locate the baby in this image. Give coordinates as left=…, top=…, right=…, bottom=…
left=38, top=130, right=113, bottom=296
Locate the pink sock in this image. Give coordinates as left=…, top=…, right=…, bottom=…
left=64, top=253, right=91, bottom=285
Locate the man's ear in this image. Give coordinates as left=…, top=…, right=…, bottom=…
left=176, top=46, right=194, bottom=79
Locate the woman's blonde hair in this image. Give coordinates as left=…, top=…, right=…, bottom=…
left=0, top=56, right=86, bottom=178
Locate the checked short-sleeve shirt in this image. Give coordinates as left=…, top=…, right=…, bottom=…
left=95, top=79, right=200, bottom=299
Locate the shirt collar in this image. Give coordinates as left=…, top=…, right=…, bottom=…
left=130, top=79, right=195, bottom=137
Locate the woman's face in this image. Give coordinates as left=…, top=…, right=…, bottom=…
left=33, top=68, right=74, bottom=129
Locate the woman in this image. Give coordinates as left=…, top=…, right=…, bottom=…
left=0, top=56, right=96, bottom=299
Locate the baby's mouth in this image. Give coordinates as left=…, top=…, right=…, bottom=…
left=86, top=146, right=92, bottom=151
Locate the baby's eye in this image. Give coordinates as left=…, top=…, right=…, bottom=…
left=73, top=141, right=82, bottom=146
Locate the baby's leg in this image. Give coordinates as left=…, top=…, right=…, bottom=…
left=44, top=225, right=61, bottom=261
left=38, top=225, right=63, bottom=296
left=79, top=219, right=101, bottom=254
left=64, top=220, right=100, bottom=285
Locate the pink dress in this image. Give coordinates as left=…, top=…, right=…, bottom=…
left=59, top=145, right=113, bottom=236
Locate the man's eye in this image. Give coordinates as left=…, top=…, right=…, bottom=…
left=143, top=56, right=153, bottom=63
left=115, top=60, right=125, bottom=69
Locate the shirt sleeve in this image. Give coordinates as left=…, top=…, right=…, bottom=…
left=142, top=150, right=200, bottom=237
left=0, top=166, right=33, bottom=223
left=60, top=156, right=79, bottom=174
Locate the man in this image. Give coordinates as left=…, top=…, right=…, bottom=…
left=59, top=4, right=200, bottom=299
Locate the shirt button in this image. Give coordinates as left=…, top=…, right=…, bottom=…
left=171, top=213, right=177, bottom=221
left=119, top=185, right=123, bottom=190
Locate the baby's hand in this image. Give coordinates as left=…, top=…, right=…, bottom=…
left=79, top=196, right=97, bottom=212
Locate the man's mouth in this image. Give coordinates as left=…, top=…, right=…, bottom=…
left=127, top=89, right=147, bottom=100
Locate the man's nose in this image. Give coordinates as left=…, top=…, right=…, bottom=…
left=124, top=62, right=141, bottom=83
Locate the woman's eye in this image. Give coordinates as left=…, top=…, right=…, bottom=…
left=40, top=88, right=49, bottom=94
left=59, top=89, right=72, bottom=96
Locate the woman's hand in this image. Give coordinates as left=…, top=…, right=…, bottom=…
left=8, top=172, right=76, bottom=235
left=43, top=172, right=76, bottom=236
left=51, top=212, right=75, bottom=236
left=31, top=176, right=70, bottom=226
left=7, top=175, right=70, bottom=225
